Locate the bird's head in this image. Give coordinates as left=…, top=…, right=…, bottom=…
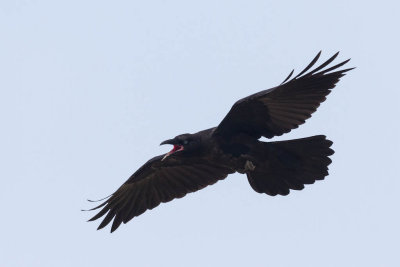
left=160, top=133, right=199, bottom=161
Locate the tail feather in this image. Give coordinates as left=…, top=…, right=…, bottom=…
left=247, top=135, right=334, bottom=196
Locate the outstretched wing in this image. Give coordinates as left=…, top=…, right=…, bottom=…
left=213, top=52, right=354, bottom=139
left=87, top=155, right=234, bottom=232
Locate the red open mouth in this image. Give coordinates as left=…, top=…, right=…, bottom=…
left=170, top=144, right=184, bottom=153
left=162, top=144, right=184, bottom=161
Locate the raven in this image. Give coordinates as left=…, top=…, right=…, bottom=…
left=87, top=51, right=353, bottom=232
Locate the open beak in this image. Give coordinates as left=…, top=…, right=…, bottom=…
left=160, top=139, right=184, bottom=161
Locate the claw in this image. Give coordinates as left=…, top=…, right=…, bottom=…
left=244, top=160, right=256, bottom=171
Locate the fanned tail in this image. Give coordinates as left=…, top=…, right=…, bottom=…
left=247, top=135, right=334, bottom=196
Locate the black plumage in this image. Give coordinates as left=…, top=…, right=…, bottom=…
left=87, top=51, right=353, bottom=232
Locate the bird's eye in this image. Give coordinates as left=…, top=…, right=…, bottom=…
left=183, top=140, right=189, bottom=145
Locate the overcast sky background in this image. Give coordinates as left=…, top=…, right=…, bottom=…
left=1, top=1, right=399, bottom=266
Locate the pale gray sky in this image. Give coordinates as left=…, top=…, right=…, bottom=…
left=1, top=1, right=399, bottom=266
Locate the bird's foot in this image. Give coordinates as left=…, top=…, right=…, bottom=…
left=244, top=160, right=256, bottom=171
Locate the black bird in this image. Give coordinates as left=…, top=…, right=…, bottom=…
left=87, top=51, right=353, bottom=232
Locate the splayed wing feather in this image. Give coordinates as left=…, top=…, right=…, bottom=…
left=88, top=155, right=233, bottom=232
left=294, top=51, right=321, bottom=79
left=213, top=52, right=352, bottom=139
left=280, top=69, right=295, bottom=85
left=305, top=52, right=340, bottom=76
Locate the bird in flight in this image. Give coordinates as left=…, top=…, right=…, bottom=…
left=87, top=51, right=353, bottom=232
